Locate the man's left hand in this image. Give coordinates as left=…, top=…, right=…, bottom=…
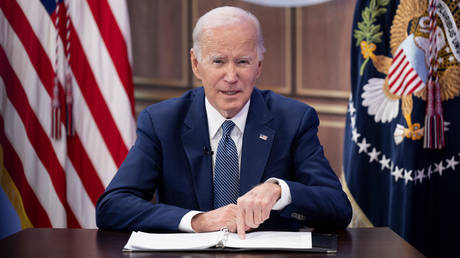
left=236, top=182, right=281, bottom=239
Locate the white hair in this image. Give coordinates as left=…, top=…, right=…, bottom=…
left=192, top=6, right=266, bottom=62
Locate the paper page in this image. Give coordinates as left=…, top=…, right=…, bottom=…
left=225, top=231, right=312, bottom=249
left=124, top=231, right=221, bottom=251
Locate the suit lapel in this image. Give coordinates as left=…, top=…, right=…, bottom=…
left=181, top=88, right=213, bottom=211
left=240, top=89, right=275, bottom=195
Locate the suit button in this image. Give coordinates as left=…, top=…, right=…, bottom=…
left=291, top=212, right=305, bottom=221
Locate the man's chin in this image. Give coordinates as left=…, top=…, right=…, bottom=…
left=218, top=105, right=243, bottom=118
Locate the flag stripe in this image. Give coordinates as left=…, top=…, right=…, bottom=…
left=67, top=136, right=105, bottom=205
left=0, top=0, right=135, bottom=229
left=0, top=99, right=66, bottom=227
left=68, top=72, right=118, bottom=188
left=392, top=63, right=412, bottom=95
left=14, top=0, right=127, bottom=171
left=0, top=79, right=62, bottom=227
left=0, top=48, right=80, bottom=228
left=1, top=2, right=106, bottom=207
left=405, top=78, right=423, bottom=95
left=106, top=0, right=132, bottom=64
left=17, top=1, right=119, bottom=189
left=0, top=0, right=53, bottom=89
left=0, top=115, right=51, bottom=227
left=31, top=0, right=129, bottom=168
left=401, top=73, right=420, bottom=95
left=65, top=159, right=97, bottom=228
left=16, top=0, right=67, bottom=87
left=66, top=22, right=128, bottom=167
left=69, top=1, right=136, bottom=150
left=388, top=48, right=404, bottom=80
left=13, top=0, right=127, bottom=168
left=0, top=4, right=65, bottom=157
left=389, top=60, right=409, bottom=92
left=86, top=0, right=135, bottom=115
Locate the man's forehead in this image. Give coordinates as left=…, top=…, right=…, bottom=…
left=201, top=28, right=257, bottom=48
left=201, top=21, right=257, bottom=40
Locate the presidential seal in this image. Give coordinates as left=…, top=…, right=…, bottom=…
left=358, top=0, right=460, bottom=146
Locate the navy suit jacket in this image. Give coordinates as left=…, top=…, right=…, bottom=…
left=96, top=87, right=351, bottom=232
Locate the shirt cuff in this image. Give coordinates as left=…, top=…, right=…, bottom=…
left=266, top=177, right=292, bottom=210
left=178, top=210, right=203, bottom=232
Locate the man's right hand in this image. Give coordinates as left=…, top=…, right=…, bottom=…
left=191, top=204, right=249, bottom=233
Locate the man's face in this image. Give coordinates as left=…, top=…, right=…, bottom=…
left=191, top=21, right=262, bottom=118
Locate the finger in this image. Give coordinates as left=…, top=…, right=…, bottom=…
left=245, top=205, right=256, bottom=228
left=227, top=205, right=239, bottom=232
left=261, top=196, right=272, bottom=221
left=227, top=222, right=237, bottom=233
left=262, top=206, right=271, bottom=221
left=253, top=205, right=263, bottom=226
left=236, top=205, right=246, bottom=239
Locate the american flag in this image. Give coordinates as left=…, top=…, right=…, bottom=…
left=387, top=35, right=426, bottom=96
left=0, top=0, right=135, bottom=231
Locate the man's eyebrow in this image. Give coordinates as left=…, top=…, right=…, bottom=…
left=236, top=56, right=252, bottom=60
left=208, top=54, right=226, bottom=60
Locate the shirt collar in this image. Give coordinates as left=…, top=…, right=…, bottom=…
left=205, top=97, right=250, bottom=139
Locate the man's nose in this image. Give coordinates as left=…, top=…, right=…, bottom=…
left=224, top=64, right=238, bottom=83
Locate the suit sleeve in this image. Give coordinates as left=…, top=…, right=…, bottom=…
left=96, top=109, right=190, bottom=232
left=279, top=107, right=352, bottom=229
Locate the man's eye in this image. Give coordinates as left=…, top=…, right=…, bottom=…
left=213, top=59, right=224, bottom=64
left=237, top=60, right=250, bottom=65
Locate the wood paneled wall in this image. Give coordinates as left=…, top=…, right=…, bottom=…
left=127, top=0, right=355, bottom=176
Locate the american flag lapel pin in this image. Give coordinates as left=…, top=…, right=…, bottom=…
left=259, top=134, right=268, bottom=141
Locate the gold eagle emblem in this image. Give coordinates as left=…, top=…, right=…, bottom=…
left=359, top=0, right=460, bottom=144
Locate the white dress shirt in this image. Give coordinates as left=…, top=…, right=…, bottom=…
left=178, top=97, right=292, bottom=232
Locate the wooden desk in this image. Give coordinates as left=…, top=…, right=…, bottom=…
left=0, top=227, right=424, bottom=258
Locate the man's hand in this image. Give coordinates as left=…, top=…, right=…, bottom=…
left=191, top=204, right=249, bottom=233
left=236, top=182, right=281, bottom=239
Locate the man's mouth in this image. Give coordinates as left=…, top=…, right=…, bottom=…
left=221, top=91, right=239, bottom=96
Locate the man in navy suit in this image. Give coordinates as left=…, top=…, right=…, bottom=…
left=96, top=6, right=351, bottom=238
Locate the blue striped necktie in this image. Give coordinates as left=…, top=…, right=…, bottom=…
left=213, top=120, right=240, bottom=209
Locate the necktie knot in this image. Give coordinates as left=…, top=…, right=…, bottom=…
left=221, top=120, right=235, bottom=137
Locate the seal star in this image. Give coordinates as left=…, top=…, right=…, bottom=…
left=427, top=165, right=434, bottom=179
left=434, top=161, right=445, bottom=176
left=351, top=116, right=356, bottom=128
left=403, top=169, right=413, bottom=185
left=379, top=155, right=390, bottom=171
left=445, top=156, right=459, bottom=171
left=391, top=166, right=404, bottom=182
left=414, top=169, right=425, bottom=184
left=357, top=138, right=371, bottom=154
left=348, top=102, right=356, bottom=116
left=351, top=128, right=361, bottom=143
left=368, top=148, right=381, bottom=163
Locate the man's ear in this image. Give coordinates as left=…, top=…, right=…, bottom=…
left=190, top=48, right=202, bottom=81
left=256, top=60, right=263, bottom=79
